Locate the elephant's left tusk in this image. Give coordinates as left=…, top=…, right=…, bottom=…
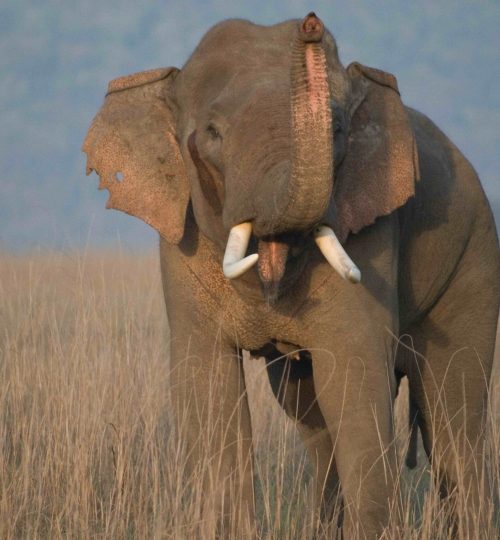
left=314, top=225, right=361, bottom=283
left=223, top=222, right=259, bottom=279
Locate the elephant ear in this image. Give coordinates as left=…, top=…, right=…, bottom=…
left=334, top=62, right=419, bottom=242
left=82, top=67, right=189, bottom=244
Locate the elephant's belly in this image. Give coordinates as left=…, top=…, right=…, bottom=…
left=248, top=339, right=305, bottom=361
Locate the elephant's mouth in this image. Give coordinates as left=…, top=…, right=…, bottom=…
left=222, top=222, right=361, bottom=302
left=256, top=233, right=302, bottom=302
left=256, top=232, right=310, bottom=303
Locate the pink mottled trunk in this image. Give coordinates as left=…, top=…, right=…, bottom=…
left=283, top=13, right=333, bottom=230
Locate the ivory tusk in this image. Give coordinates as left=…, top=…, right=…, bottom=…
left=222, top=222, right=259, bottom=279
left=314, top=225, right=361, bottom=283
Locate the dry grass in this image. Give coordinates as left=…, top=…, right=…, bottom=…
left=0, top=251, right=498, bottom=538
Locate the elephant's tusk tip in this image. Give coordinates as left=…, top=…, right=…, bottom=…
left=223, top=253, right=259, bottom=279
left=347, top=267, right=361, bottom=284
left=222, top=222, right=258, bottom=279
left=314, top=225, right=361, bottom=285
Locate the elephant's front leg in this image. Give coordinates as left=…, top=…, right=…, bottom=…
left=169, top=325, right=255, bottom=535
left=264, top=352, right=342, bottom=526
left=312, top=340, right=398, bottom=539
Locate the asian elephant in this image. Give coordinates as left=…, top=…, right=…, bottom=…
left=83, top=13, right=500, bottom=538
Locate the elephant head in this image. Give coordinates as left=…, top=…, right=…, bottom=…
left=83, top=13, right=418, bottom=299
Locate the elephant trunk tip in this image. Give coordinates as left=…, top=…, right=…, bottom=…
left=299, top=12, right=324, bottom=43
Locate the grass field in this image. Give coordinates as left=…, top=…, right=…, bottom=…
left=0, top=252, right=498, bottom=538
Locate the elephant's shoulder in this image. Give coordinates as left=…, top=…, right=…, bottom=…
left=406, top=107, right=464, bottom=186
left=404, top=107, right=491, bottom=235
left=406, top=107, right=482, bottom=191
left=406, top=107, right=450, bottom=150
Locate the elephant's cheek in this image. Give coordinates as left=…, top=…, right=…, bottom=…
left=257, top=237, right=289, bottom=292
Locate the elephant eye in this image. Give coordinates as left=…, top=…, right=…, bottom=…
left=206, top=123, right=221, bottom=140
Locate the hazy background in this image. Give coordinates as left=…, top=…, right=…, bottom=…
left=1, top=0, right=499, bottom=251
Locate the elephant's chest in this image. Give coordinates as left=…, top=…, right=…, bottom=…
left=221, top=306, right=292, bottom=350
left=219, top=292, right=315, bottom=352
left=218, top=266, right=340, bottom=351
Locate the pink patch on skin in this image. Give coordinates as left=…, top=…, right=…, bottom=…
left=305, top=45, right=322, bottom=116
left=258, top=238, right=289, bottom=284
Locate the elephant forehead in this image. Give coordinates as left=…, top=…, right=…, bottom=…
left=180, top=25, right=294, bottom=99
left=178, top=18, right=344, bottom=112
left=195, top=17, right=339, bottom=58
left=192, top=19, right=298, bottom=63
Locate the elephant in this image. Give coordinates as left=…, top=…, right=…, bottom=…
left=83, top=13, right=500, bottom=538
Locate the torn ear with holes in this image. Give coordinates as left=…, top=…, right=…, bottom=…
left=82, top=68, right=190, bottom=244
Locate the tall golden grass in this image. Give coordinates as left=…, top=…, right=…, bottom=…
left=0, top=251, right=498, bottom=538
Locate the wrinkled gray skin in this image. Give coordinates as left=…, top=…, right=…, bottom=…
left=84, top=16, right=500, bottom=539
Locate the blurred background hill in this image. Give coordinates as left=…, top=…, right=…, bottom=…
left=1, top=0, right=499, bottom=251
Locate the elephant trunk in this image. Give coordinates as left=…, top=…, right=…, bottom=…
left=282, top=12, right=333, bottom=231
left=221, top=14, right=361, bottom=289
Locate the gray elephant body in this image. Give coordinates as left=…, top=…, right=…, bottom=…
left=84, top=15, right=499, bottom=538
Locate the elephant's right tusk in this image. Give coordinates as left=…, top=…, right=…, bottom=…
left=223, top=222, right=259, bottom=279
left=314, top=225, right=361, bottom=283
